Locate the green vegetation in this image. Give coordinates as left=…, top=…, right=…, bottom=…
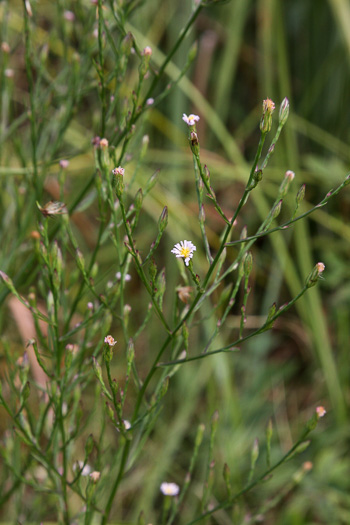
left=0, top=0, right=349, bottom=523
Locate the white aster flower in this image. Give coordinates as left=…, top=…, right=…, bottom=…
left=182, top=113, right=200, bottom=126
left=171, top=240, right=196, bottom=266
left=160, top=482, right=180, bottom=496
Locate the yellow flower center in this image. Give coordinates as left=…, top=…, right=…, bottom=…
left=180, top=247, right=191, bottom=258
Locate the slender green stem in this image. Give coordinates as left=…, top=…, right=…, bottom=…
left=98, top=0, right=107, bottom=137
left=160, top=285, right=309, bottom=366
left=23, top=0, right=39, bottom=193
left=118, top=198, right=172, bottom=333
left=101, top=440, right=131, bottom=525
left=185, top=426, right=313, bottom=525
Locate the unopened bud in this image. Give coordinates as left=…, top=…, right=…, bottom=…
left=271, top=199, right=282, bottom=219
left=249, top=169, right=263, bottom=190
left=89, top=471, right=100, bottom=483
left=113, top=166, right=124, bottom=198
left=316, top=406, right=326, bottom=419
left=260, top=98, right=275, bottom=133
left=306, top=262, right=325, bottom=288
left=121, top=32, right=134, bottom=56
left=296, top=184, right=306, bottom=204
left=244, top=252, right=253, bottom=277
left=203, top=165, right=210, bottom=184
left=195, top=423, right=205, bottom=447
left=251, top=438, right=259, bottom=468
left=279, top=170, right=295, bottom=198
left=279, top=97, right=290, bottom=126
left=158, top=206, right=168, bottom=233
left=21, top=381, right=31, bottom=402
left=134, top=188, right=143, bottom=210
left=190, top=131, right=199, bottom=155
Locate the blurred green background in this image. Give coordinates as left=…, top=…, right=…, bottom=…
left=1, top=0, right=350, bottom=523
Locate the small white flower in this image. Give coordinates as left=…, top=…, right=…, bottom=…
left=146, top=98, right=154, bottom=106
left=182, top=113, right=200, bottom=126
left=160, top=482, right=180, bottom=496
left=171, top=240, right=196, bottom=266
left=64, top=10, right=75, bottom=21
left=104, top=335, right=117, bottom=346
left=116, top=271, right=131, bottom=282
left=74, top=461, right=91, bottom=476
left=4, top=69, right=14, bottom=78
left=123, top=420, right=131, bottom=430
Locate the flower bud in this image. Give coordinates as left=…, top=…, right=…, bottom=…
left=271, top=199, right=282, bottom=219
left=279, top=170, right=295, bottom=198
left=296, top=184, right=306, bottom=205
left=305, top=262, right=325, bottom=288
left=139, top=46, right=152, bottom=77
left=134, top=188, right=143, bottom=211
left=121, top=32, right=134, bottom=56
left=158, top=206, right=168, bottom=233
left=244, top=251, right=253, bottom=277
left=260, top=98, right=275, bottom=133
left=113, top=166, right=124, bottom=198
left=279, top=97, right=289, bottom=126
left=190, top=131, right=199, bottom=155
left=21, top=381, right=31, bottom=402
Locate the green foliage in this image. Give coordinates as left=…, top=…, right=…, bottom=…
left=0, top=0, right=349, bottom=524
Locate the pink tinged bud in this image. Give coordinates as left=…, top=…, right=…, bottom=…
left=316, top=262, right=325, bottom=274
left=279, top=97, right=290, bottom=126
left=260, top=98, right=275, bottom=133
left=1, top=42, right=10, bottom=53
left=112, top=166, right=124, bottom=176
left=104, top=335, right=117, bottom=346
left=146, top=98, right=154, bottom=106
left=143, top=46, right=152, bottom=56
left=316, top=406, right=326, bottom=418
left=306, top=262, right=325, bottom=288
left=99, top=138, right=109, bottom=149
left=4, top=69, right=14, bottom=78
left=64, top=10, right=75, bottom=21
left=303, top=461, right=313, bottom=472
left=279, top=170, right=295, bottom=197
left=91, top=136, right=100, bottom=147
left=89, top=471, right=101, bottom=483
left=59, top=159, right=69, bottom=169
